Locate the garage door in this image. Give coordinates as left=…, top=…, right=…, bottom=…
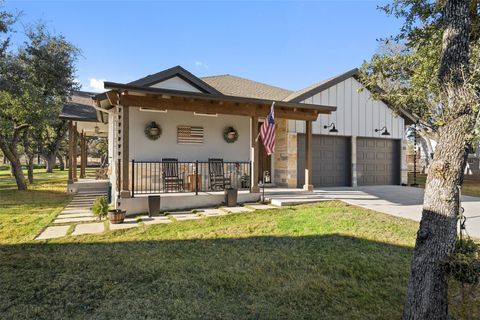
left=356, top=138, right=400, bottom=185
left=297, top=134, right=351, bottom=187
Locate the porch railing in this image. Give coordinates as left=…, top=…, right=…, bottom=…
left=130, top=160, right=251, bottom=197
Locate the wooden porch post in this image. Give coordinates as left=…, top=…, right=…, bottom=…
left=251, top=116, right=260, bottom=193
left=120, top=105, right=131, bottom=198
left=72, top=123, right=78, bottom=182
left=67, top=120, right=74, bottom=184
left=80, top=131, right=86, bottom=179
left=303, top=120, right=313, bottom=191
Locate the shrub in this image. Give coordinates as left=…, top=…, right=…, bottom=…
left=92, top=196, right=109, bottom=218
left=443, top=239, right=480, bottom=285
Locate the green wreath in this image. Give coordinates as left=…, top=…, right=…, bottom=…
left=144, top=121, right=162, bottom=140
left=223, top=126, right=239, bottom=143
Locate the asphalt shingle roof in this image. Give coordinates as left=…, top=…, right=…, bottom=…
left=59, top=91, right=98, bottom=122
left=201, top=74, right=293, bottom=101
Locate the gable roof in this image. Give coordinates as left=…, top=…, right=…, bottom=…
left=60, top=91, right=101, bottom=122
left=284, top=68, right=359, bottom=102
left=201, top=74, right=293, bottom=100
left=128, top=65, right=222, bottom=94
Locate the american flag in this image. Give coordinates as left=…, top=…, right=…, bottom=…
left=260, top=102, right=275, bottom=155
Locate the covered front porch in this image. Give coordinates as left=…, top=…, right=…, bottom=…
left=60, top=95, right=109, bottom=193
left=96, top=79, right=336, bottom=212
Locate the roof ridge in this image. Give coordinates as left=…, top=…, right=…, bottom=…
left=202, top=74, right=292, bottom=92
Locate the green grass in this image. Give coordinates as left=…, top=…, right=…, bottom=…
left=408, top=172, right=480, bottom=198
left=0, top=170, right=478, bottom=319
left=0, top=169, right=72, bottom=244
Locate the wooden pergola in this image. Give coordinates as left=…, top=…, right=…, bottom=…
left=98, top=82, right=337, bottom=196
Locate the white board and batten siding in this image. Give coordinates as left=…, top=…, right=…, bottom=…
left=150, top=76, right=202, bottom=92
left=288, top=77, right=405, bottom=139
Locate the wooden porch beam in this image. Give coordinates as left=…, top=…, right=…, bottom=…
left=303, top=120, right=313, bottom=191
left=72, top=123, right=78, bottom=182
left=106, top=91, right=120, bottom=106
left=119, top=95, right=319, bottom=121
left=67, top=120, right=74, bottom=184
left=80, top=131, right=86, bottom=179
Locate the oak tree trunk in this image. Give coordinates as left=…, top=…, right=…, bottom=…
left=57, top=153, right=65, bottom=171
left=403, top=1, right=474, bottom=319
left=45, top=154, right=56, bottom=173
left=26, top=155, right=34, bottom=184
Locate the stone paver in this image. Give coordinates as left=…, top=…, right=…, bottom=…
left=245, top=203, right=277, bottom=210
left=36, top=226, right=70, bottom=240
left=197, top=208, right=228, bottom=217
left=109, top=218, right=139, bottom=230
left=221, top=206, right=253, bottom=213
left=53, top=216, right=96, bottom=224
left=61, top=208, right=92, bottom=213
left=168, top=211, right=203, bottom=221
left=71, top=222, right=105, bottom=236
left=140, top=215, right=172, bottom=225
left=57, top=212, right=94, bottom=219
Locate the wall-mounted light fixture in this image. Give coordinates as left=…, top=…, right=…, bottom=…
left=323, top=123, right=338, bottom=133
left=375, top=126, right=390, bottom=136
left=94, top=125, right=100, bottom=134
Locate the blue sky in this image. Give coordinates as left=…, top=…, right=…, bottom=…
left=5, top=1, right=403, bottom=92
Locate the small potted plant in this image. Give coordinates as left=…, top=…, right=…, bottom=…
left=92, top=196, right=109, bottom=220
left=108, top=207, right=126, bottom=224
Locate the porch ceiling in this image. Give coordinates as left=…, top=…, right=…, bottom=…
left=100, top=82, right=337, bottom=121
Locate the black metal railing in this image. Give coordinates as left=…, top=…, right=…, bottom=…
left=130, top=160, right=251, bottom=197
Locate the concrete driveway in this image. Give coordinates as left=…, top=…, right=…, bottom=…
left=266, top=186, right=480, bottom=239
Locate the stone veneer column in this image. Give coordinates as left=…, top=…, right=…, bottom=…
left=273, top=119, right=298, bottom=187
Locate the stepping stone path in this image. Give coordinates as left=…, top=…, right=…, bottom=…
left=35, top=226, right=70, bottom=240
left=72, top=222, right=105, bottom=236
left=109, top=218, right=139, bottom=230
left=197, top=208, right=227, bottom=217
left=245, top=203, right=277, bottom=210
left=140, top=215, right=172, bottom=225
left=222, top=206, right=254, bottom=213
left=168, top=211, right=203, bottom=221
left=36, top=191, right=280, bottom=240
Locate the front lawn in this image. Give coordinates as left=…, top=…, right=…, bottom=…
left=408, top=172, right=480, bottom=198
left=0, top=170, right=477, bottom=319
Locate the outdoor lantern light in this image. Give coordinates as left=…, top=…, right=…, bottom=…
left=94, top=125, right=100, bottom=134
left=324, top=123, right=338, bottom=133
left=375, top=126, right=390, bottom=136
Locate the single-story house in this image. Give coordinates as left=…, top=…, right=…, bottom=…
left=63, top=65, right=410, bottom=213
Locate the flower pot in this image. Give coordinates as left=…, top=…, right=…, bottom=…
left=148, top=195, right=161, bottom=217
left=225, top=188, right=238, bottom=207
left=108, top=209, right=126, bottom=224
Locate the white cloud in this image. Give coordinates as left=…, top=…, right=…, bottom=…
left=194, top=61, right=209, bottom=69
left=88, top=78, right=106, bottom=92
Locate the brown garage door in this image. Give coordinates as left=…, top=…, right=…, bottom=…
left=356, top=138, right=400, bottom=185
left=297, top=134, right=351, bottom=187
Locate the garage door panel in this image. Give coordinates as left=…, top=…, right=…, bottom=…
left=357, top=138, right=400, bottom=186
left=297, top=135, right=351, bottom=187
